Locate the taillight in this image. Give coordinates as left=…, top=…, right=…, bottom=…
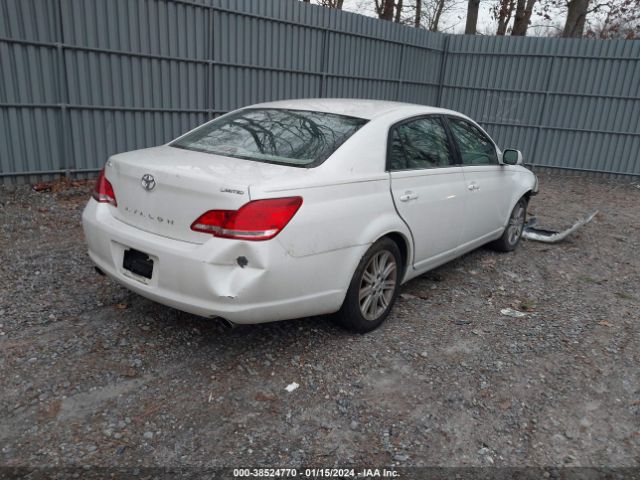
left=92, top=168, right=117, bottom=206
left=191, top=197, right=303, bottom=241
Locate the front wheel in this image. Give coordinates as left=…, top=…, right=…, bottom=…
left=334, top=238, right=402, bottom=333
left=491, top=197, right=527, bottom=252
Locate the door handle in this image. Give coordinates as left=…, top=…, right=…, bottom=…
left=399, top=191, right=419, bottom=202
left=467, top=183, right=480, bottom=191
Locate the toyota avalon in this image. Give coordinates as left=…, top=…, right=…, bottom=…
left=82, top=99, right=538, bottom=332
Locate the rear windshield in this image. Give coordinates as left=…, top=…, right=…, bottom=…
left=171, top=108, right=368, bottom=167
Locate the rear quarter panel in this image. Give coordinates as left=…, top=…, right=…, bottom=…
left=266, top=177, right=410, bottom=258
left=249, top=116, right=412, bottom=269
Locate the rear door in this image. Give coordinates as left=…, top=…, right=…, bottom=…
left=388, top=115, right=467, bottom=270
left=445, top=116, right=513, bottom=245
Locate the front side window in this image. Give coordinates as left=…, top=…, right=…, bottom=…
left=389, top=117, right=454, bottom=170
left=448, top=118, right=498, bottom=166
left=171, top=108, right=368, bottom=167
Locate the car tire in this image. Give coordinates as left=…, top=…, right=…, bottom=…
left=335, top=237, right=402, bottom=333
left=490, top=197, right=527, bottom=252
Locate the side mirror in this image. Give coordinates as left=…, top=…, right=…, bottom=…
left=502, top=149, right=523, bottom=165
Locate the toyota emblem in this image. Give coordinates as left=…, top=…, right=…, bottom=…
left=141, top=174, right=156, bottom=191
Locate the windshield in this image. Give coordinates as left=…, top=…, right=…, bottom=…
left=171, top=108, right=368, bottom=167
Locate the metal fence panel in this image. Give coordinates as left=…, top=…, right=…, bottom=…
left=1, top=0, right=639, bottom=184
left=0, top=0, right=59, bottom=42
left=444, top=34, right=640, bottom=175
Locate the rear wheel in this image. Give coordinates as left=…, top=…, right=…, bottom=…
left=335, top=238, right=402, bottom=333
left=491, top=197, right=527, bottom=252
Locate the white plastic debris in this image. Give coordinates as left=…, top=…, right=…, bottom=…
left=285, top=382, right=300, bottom=392
left=400, top=293, right=420, bottom=300
left=500, top=308, right=527, bottom=318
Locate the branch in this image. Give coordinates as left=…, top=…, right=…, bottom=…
left=529, top=23, right=563, bottom=29
left=586, top=1, right=610, bottom=14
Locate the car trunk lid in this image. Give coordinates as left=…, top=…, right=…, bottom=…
left=106, top=145, right=296, bottom=244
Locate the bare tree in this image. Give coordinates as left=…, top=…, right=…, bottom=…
left=308, top=0, right=639, bottom=39
left=562, top=0, right=590, bottom=35
left=406, top=0, right=462, bottom=31
left=395, top=0, right=404, bottom=21
left=495, top=0, right=516, bottom=34
left=585, top=0, right=640, bottom=38
left=511, top=0, right=536, bottom=34
left=375, top=0, right=396, bottom=19
left=430, top=0, right=447, bottom=30
left=511, top=0, right=527, bottom=33
left=465, top=0, right=481, bottom=33
left=312, top=0, right=345, bottom=7
left=315, top=0, right=463, bottom=32
left=588, top=17, right=640, bottom=38
left=496, top=0, right=637, bottom=37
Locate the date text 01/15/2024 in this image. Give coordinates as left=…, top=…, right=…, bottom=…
left=232, top=468, right=400, bottom=478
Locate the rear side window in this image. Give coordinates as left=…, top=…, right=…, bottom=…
left=389, top=117, right=454, bottom=170
left=448, top=118, right=498, bottom=166
left=171, top=108, right=367, bottom=167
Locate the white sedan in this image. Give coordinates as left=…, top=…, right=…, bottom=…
left=82, top=99, right=538, bottom=332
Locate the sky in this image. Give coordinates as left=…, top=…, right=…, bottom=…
left=338, top=0, right=569, bottom=36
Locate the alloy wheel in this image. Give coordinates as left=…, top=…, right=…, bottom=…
left=507, top=203, right=525, bottom=245
left=358, top=250, right=398, bottom=321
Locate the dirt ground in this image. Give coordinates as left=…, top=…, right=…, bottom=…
left=0, top=173, right=639, bottom=472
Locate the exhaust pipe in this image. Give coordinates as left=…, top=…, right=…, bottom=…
left=94, top=266, right=106, bottom=276
left=219, top=318, right=237, bottom=329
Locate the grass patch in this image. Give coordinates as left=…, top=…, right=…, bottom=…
left=578, top=275, right=598, bottom=284
left=519, top=299, right=537, bottom=312
left=615, top=291, right=635, bottom=300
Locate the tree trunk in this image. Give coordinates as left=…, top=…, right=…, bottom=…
left=431, top=0, right=446, bottom=31
left=395, top=0, right=404, bottom=22
left=465, top=0, right=481, bottom=34
left=562, top=0, right=590, bottom=37
left=376, top=0, right=395, bottom=20
left=415, top=0, right=422, bottom=28
left=336, top=0, right=344, bottom=9
left=496, top=0, right=514, bottom=35
left=511, top=0, right=535, bottom=35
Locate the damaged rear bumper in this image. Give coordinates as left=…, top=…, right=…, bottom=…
left=82, top=201, right=365, bottom=323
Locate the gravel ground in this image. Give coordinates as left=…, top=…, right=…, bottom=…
left=0, top=173, right=639, bottom=471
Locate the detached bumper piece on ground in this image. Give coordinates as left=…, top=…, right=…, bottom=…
left=523, top=211, right=598, bottom=243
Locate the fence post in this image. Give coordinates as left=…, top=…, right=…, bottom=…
left=528, top=54, right=556, bottom=171
left=395, top=43, right=405, bottom=101
left=55, top=0, right=73, bottom=178
left=436, top=35, right=449, bottom=107
left=207, top=5, right=214, bottom=120
left=318, top=29, right=329, bottom=98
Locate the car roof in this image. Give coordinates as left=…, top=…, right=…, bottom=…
left=249, top=98, right=462, bottom=120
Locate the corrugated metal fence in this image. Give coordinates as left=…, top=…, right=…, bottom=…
left=1, top=0, right=639, bottom=184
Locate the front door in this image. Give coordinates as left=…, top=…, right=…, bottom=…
left=446, top=117, right=512, bottom=246
left=388, top=116, right=467, bottom=271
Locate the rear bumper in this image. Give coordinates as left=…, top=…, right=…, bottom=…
left=82, top=200, right=366, bottom=323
